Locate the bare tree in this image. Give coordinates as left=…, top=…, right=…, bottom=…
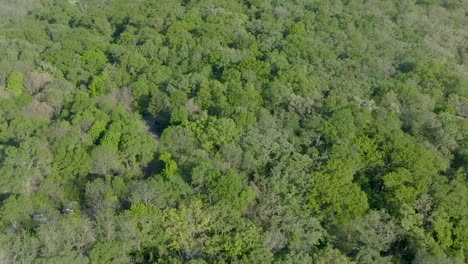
left=24, top=71, right=52, bottom=95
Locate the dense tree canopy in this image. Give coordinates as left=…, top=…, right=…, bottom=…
left=0, top=0, right=467, bottom=263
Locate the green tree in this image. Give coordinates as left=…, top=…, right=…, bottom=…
left=0, top=138, right=52, bottom=194
left=90, top=145, right=121, bottom=175
left=309, top=159, right=369, bottom=224
left=7, top=71, right=24, bottom=96
left=89, top=72, right=110, bottom=96
left=159, top=126, right=195, bottom=157
left=0, top=231, right=39, bottom=264
left=81, top=49, right=108, bottom=75
left=89, top=241, right=129, bottom=264
left=163, top=200, right=211, bottom=260
left=119, top=132, right=157, bottom=168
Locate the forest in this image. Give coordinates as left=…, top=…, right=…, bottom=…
left=0, top=0, right=467, bottom=263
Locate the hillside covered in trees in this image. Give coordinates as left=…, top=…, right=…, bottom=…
left=0, top=0, right=467, bottom=263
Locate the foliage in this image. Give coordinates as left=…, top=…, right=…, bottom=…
left=0, top=0, right=466, bottom=263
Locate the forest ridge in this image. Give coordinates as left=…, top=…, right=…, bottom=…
left=0, top=0, right=467, bottom=263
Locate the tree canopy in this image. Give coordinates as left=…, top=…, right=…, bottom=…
left=0, top=0, right=467, bottom=263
